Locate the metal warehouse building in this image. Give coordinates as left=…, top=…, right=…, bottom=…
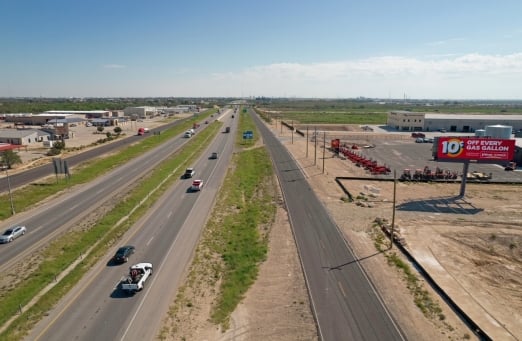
left=388, top=111, right=522, bottom=133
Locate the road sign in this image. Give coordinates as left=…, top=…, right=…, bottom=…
left=243, top=131, right=253, bottom=139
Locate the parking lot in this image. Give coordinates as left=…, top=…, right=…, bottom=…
left=343, top=137, right=522, bottom=183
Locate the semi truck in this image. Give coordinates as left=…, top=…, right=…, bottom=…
left=121, top=262, right=153, bottom=293
left=137, top=127, right=149, bottom=136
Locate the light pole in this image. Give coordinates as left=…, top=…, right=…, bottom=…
left=5, top=166, right=15, bottom=215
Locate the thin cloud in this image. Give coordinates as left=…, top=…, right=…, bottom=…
left=218, top=53, right=522, bottom=81
left=209, top=53, right=522, bottom=99
left=103, top=64, right=126, bottom=69
left=425, top=37, right=465, bottom=46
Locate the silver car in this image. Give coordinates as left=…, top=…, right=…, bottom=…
left=0, top=225, right=26, bottom=243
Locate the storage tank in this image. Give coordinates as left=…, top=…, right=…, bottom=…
left=475, top=129, right=486, bottom=137
left=485, top=125, right=512, bottom=139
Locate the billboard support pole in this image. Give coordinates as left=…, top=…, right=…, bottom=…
left=460, top=162, right=469, bottom=197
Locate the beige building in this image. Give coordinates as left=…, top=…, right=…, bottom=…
left=387, top=111, right=425, bottom=131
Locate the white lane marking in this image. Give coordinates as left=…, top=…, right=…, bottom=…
left=114, top=277, right=125, bottom=290
left=146, top=237, right=154, bottom=246
left=338, top=281, right=347, bottom=298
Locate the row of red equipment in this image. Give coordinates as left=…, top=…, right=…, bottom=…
left=338, top=145, right=391, bottom=175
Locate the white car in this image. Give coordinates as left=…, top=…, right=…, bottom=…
left=183, top=168, right=195, bottom=179
left=191, top=179, right=203, bottom=191
left=0, top=225, right=26, bottom=243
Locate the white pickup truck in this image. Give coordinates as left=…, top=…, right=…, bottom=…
left=121, top=262, right=153, bottom=293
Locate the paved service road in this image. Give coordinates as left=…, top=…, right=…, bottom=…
left=26, top=110, right=238, bottom=341
left=251, top=111, right=405, bottom=341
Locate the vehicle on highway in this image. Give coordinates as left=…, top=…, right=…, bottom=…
left=191, top=179, right=203, bottom=191
left=205, top=120, right=209, bottom=124
left=121, top=262, right=153, bottom=293
left=183, top=167, right=195, bottom=178
left=225, top=127, right=230, bottom=133
left=0, top=225, right=26, bottom=243
left=184, top=131, right=192, bottom=138
left=210, top=152, right=218, bottom=159
left=138, top=128, right=145, bottom=136
left=415, top=137, right=424, bottom=143
left=112, top=245, right=135, bottom=264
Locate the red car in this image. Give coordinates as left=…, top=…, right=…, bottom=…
left=191, top=179, right=203, bottom=191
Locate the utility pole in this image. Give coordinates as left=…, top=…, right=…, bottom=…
left=314, top=127, right=317, bottom=165
left=5, top=167, right=15, bottom=215
left=306, top=126, right=308, bottom=159
left=322, top=131, right=326, bottom=173
left=390, top=169, right=397, bottom=249
left=291, top=120, right=293, bottom=144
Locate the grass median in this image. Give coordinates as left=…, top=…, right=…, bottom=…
left=159, top=109, right=276, bottom=338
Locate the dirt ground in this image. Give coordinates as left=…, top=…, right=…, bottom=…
left=276, top=124, right=521, bottom=340
left=163, top=121, right=521, bottom=341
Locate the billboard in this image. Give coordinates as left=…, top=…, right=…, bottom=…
left=437, top=137, right=515, bottom=161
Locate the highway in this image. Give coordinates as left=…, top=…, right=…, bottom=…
left=0, top=116, right=191, bottom=194
left=26, top=111, right=237, bottom=340
left=0, top=114, right=216, bottom=273
left=251, top=111, right=405, bottom=340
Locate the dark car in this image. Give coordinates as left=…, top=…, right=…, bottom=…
left=183, top=167, right=195, bottom=179
left=113, top=245, right=135, bottom=263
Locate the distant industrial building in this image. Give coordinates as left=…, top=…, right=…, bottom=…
left=388, top=111, right=522, bottom=133
left=123, top=106, right=158, bottom=119
left=0, top=129, right=51, bottom=146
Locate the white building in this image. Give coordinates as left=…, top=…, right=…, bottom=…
left=388, top=111, right=522, bottom=133
left=123, top=106, right=158, bottom=119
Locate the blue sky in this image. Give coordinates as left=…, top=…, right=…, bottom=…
left=1, top=0, right=522, bottom=99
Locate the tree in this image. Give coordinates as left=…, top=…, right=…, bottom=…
left=53, top=141, right=66, bottom=150
left=97, top=126, right=104, bottom=133
left=1, top=150, right=22, bottom=169
left=47, top=141, right=65, bottom=156
left=114, top=126, right=122, bottom=135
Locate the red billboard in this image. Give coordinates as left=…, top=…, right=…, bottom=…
left=437, top=137, right=515, bottom=161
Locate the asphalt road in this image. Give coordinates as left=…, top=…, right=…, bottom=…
left=0, top=116, right=191, bottom=194
left=0, top=114, right=221, bottom=273
left=26, top=110, right=238, bottom=340
left=251, top=112, right=405, bottom=341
